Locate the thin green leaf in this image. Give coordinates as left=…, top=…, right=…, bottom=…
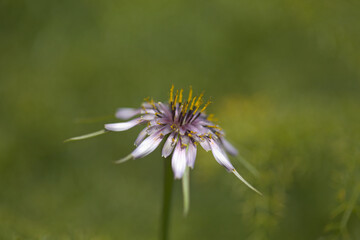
left=182, top=166, right=190, bottom=216
left=236, top=154, right=259, bottom=177
left=64, top=129, right=107, bottom=142
left=233, top=169, right=262, bottom=196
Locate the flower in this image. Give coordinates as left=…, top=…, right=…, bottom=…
left=104, top=86, right=260, bottom=194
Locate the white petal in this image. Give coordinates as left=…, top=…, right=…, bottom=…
left=209, top=138, right=234, bottom=171
left=162, top=132, right=178, bottom=158
left=221, top=137, right=239, bottom=156
left=199, top=138, right=211, bottom=152
left=186, top=142, right=197, bottom=168
left=105, top=115, right=153, bottom=132
left=115, top=108, right=141, bottom=119
left=134, top=127, right=148, bottom=146
left=172, top=142, right=187, bottom=179
left=105, top=118, right=143, bottom=132
left=131, top=129, right=165, bottom=159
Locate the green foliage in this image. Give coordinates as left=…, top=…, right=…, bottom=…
left=0, top=0, right=359, bottom=239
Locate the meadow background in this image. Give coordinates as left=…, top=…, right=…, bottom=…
left=1, top=0, right=360, bottom=239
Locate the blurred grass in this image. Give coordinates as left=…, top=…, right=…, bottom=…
left=1, top=0, right=360, bottom=239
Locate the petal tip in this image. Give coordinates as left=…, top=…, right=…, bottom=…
left=232, top=169, right=262, bottom=196
left=114, top=154, right=133, bottom=164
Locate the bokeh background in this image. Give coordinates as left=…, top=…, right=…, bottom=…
left=1, top=0, right=360, bottom=239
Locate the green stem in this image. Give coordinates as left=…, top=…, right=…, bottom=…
left=160, top=159, right=174, bottom=240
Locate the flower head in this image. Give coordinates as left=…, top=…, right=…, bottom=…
left=104, top=86, right=260, bottom=194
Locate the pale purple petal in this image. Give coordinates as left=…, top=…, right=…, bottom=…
left=157, top=102, right=172, bottom=119
left=142, top=102, right=153, bottom=109
left=131, top=129, right=165, bottom=159
left=221, top=137, right=239, bottom=156
left=171, top=141, right=187, bottom=179
left=105, top=117, right=144, bottom=132
left=187, top=124, right=211, bottom=136
left=174, top=104, right=181, bottom=122
left=160, top=126, right=172, bottom=136
left=146, top=125, right=162, bottom=135
left=162, top=132, right=178, bottom=158
left=147, top=117, right=171, bottom=126
left=209, top=138, right=234, bottom=171
left=156, top=117, right=172, bottom=124
left=186, top=142, right=197, bottom=168
left=141, top=109, right=156, bottom=115
left=198, top=137, right=211, bottom=152
left=115, top=108, right=141, bottom=119
left=134, top=127, right=148, bottom=146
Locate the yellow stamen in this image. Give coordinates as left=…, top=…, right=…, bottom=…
left=182, top=102, right=189, bottom=116
left=192, top=104, right=200, bottom=115
left=206, top=125, right=222, bottom=130
left=187, top=86, right=193, bottom=103
left=200, top=100, right=211, bottom=113
left=169, top=85, right=174, bottom=104
left=207, top=113, right=218, bottom=122
left=190, top=97, right=197, bottom=110
left=195, top=92, right=204, bottom=108
left=173, top=90, right=179, bottom=109
left=179, top=89, right=183, bottom=103
left=150, top=98, right=156, bottom=109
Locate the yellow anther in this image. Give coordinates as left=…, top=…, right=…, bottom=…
left=190, top=96, right=197, bottom=110
left=179, top=89, right=183, bottom=103
left=195, top=92, right=204, bottom=108
left=182, top=99, right=190, bottom=116
left=150, top=98, right=156, bottom=109
left=169, top=85, right=174, bottom=104
left=207, top=125, right=222, bottom=131
left=192, top=105, right=200, bottom=115
left=200, top=100, right=211, bottom=113
left=173, top=90, right=179, bottom=109
left=187, top=86, right=193, bottom=103
left=207, top=113, right=215, bottom=121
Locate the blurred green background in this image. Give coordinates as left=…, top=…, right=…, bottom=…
left=1, top=0, right=360, bottom=239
